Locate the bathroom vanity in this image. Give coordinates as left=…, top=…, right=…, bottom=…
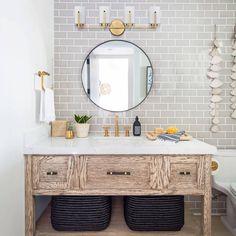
left=24, top=137, right=216, bottom=236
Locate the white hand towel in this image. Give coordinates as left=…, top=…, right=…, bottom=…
left=39, top=90, right=45, bottom=122
left=44, top=88, right=56, bottom=123
left=39, top=88, right=55, bottom=123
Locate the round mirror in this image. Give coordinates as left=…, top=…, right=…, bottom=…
left=82, top=40, right=153, bottom=112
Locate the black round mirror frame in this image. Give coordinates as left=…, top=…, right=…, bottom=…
left=81, top=39, right=154, bottom=113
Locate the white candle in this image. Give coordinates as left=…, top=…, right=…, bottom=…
left=74, top=6, right=85, bottom=25
left=149, top=6, right=160, bottom=25
left=125, top=6, right=135, bottom=25
left=99, top=6, right=110, bottom=25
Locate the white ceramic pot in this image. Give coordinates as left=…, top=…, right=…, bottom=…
left=76, top=123, right=90, bottom=138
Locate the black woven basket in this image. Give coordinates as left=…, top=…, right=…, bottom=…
left=51, top=196, right=112, bottom=231
left=124, top=196, right=184, bottom=231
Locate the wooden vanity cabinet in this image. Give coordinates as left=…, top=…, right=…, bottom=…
left=25, top=154, right=212, bottom=236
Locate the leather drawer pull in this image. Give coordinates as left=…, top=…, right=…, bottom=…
left=107, top=171, right=131, bottom=176
left=46, top=171, right=58, bottom=176
left=179, top=171, right=191, bottom=176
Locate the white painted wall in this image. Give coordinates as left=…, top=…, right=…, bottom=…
left=0, top=0, right=53, bottom=235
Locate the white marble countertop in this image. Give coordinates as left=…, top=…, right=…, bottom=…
left=24, top=136, right=217, bottom=155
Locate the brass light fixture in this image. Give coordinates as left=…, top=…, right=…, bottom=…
left=74, top=6, right=160, bottom=36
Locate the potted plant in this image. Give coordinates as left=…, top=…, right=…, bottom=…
left=74, top=115, right=92, bottom=138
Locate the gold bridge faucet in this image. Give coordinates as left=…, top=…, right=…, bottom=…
left=115, top=113, right=119, bottom=137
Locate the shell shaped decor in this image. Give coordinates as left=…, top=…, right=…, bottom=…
left=207, top=71, right=219, bottom=79
left=231, top=81, right=236, bottom=88
left=231, top=73, right=236, bottom=80
left=211, top=125, right=219, bottom=133
left=232, top=64, right=236, bottom=72
left=212, top=88, right=222, bottom=95
left=211, top=95, right=222, bottom=103
left=210, top=79, right=223, bottom=88
left=231, top=96, right=236, bottom=103
left=232, top=110, right=236, bottom=119
left=233, top=41, right=236, bottom=50
left=207, top=24, right=223, bottom=133
left=231, top=27, right=236, bottom=119
left=211, top=55, right=223, bottom=65
left=210, top=64, right=221, bottom=72
left=212, top=117, right=220, bottom=125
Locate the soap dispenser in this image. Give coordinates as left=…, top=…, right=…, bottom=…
left=133, top=116, right=141, bottom=136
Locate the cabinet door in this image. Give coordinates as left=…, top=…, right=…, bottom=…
left=32, top=156, right=74, bottom=190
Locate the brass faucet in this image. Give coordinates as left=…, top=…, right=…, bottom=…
left=115, top=113, right=119, bottom=137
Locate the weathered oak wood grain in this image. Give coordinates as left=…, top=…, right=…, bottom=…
left=25, top=154, right=212, bottom=236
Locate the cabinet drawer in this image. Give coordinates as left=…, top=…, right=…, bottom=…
left=32, top=156, right=74, bottom=190
left=168, top=156, right=205, bottom=190
left=84, top=156, right=151, bottom=190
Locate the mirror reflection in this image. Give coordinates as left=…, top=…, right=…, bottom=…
left=82, top=40, right=153, bottom=112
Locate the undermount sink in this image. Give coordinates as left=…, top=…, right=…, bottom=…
left=91, top=136, right=143, bottom=141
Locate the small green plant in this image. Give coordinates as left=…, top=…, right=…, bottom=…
left=74, top=115, right=92, bottom=124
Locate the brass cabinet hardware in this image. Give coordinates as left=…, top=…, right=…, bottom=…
left=107, top=171, right=131, bottom=176
left=46, top=171, right=58, bottom=176
left=179, top=171, right=191, bottom=176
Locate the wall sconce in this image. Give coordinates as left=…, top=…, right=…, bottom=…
left=75, top=5, right=160, bottom=36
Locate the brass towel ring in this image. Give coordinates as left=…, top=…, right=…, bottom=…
left=37, top=71, right=50, bottom=91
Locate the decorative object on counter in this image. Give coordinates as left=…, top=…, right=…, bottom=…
left=65, top=121, right=74, bottom=139
left=146, top=127, right=192, bottom=142
left=231, top=25, right=236, bottom=119
left=207, top=24, right=223, bottom=133
left=74, top=5, right=160, bottom=36
left=158, top=131, right=185, bottom=143
left=74, top=115, right=92, bottom=138
left=133, top=116, right=141, bottom=136
left=166, top=127, right=179, bottom=134
left=51, top=120, right=67, bottom=137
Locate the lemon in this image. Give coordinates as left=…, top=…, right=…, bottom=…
left=166, top=127, right=179, bottom=134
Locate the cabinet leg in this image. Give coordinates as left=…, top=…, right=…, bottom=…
left=202, top=193, right=211, bottom=236
left=202, top=155, right=212, bottom=236
left=25, top=155, right=35, bottom=236
left=25, top=195, right=36, bottom=236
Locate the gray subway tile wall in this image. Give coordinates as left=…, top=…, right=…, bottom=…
left=54, top=0, right=236, bottom=214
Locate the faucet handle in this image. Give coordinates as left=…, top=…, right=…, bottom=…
left=124, top=126, right=131, bottom=137
left=103, top=126, right=110, bottom=137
